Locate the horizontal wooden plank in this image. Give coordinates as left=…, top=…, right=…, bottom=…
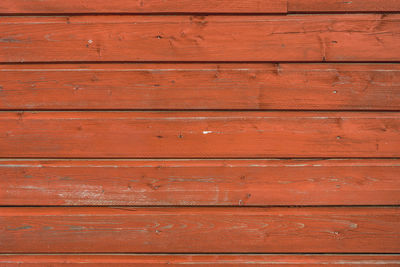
left=0, top=0, right=287, bottom=14
left=1, top=15, right=400, bottom=62
left=1, top=254, right=400, bottom=266
left=2, top=0, right=400, bottom=14
left=0, top=112, right=399, bottom=158
left=1, top=63, right=400, bottom=110
left=289, top=0, right=400, bottom=12
left=1, top=207, right=399, bottom=253
left=1, top=159, right=399, bottom=206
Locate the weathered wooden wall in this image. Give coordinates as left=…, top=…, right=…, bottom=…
left=0, top=0, right=399, bottom=265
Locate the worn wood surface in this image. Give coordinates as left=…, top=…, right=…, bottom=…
left=1, top=112, right=399, bottom=158
left=1, top=15, right=400, bottom=62
left=1, top=63, right=400, bottom=110
left=2, top=0, right=400, bottom=14
left=1, top=254, right=400, bottom=266
left=288, top=0, right=400, bottom=12
left=1, top=159, right=399, bottom=206
left=0, top=0, right=287, bottom=14
left=1, top=0, right=399, bottom=261
left=1, top=207, right=399, bottom=253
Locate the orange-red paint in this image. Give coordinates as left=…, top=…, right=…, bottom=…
left=1, top=63, right=399, bottom=110
left=1, top=15, right=400, bottom=62
left=0, top=0, right=399, bottom=262
left=1, top=207, right=399, bottom=253
left=1, top=254, right=400, bottom=266
left=1, top=111, right=399, bottom=158
left=1, top=159, right=399, bottom=206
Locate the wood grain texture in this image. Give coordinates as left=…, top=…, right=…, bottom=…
left=1, top=63, right=400, bottom=110
left=1, top=207, right=399, bottom=253
left=1, top=112, right=399, bottom=158
left=0, top=0, right=287, bottom=14
left=1, top=15, right=400, bottom=62
left=1, top=159, right=399, bottom=206
left=2, top=0, right=400, bottom=14
left=1, top=254, right=400, bottom=266
left=289, top=0, right=400, bottom=12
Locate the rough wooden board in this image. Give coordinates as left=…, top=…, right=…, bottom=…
left=1, top=15, right=400, bottom=62
left=1, top=159, right=399, bottom=206
left=1, top=254, right=400, bottom=266
left=3, top=0, right=400, bottom=14
left=1, top=207, right=400, bottom=253
left=0, top=0, right=287, bottom=14
left=1, top=112, right=399, bottom=158
left=289, top=0, right=400, bottom=12
left=1, top=63, right=400, bottom=110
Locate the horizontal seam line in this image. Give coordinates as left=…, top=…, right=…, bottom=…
left=1, top=205, right=399, bottom=208
left=1, top=12, right=400, bottom=16
left=2, top=61, right=400, bottom=64
left=1, top=252, right=400, bottom=255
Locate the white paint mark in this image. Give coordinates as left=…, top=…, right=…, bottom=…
left=297, top=223, right=305, bottom=229
left=203, top=131, right=213, bottom=134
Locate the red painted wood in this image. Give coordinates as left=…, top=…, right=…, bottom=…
left=1, top=63, right=400, bottom=110
left=1, top=0, right=399, bottom=259
left=1, top=159, right=399, bottom=206
left=1, top=15, right=400, bottom=62
left=1, top=254, right=400, bottom=266
left=1, top=112, right=399, bottom=158
left=3, top=0, right=400, bottom=14
left=1, top=207, right=399, bottom=253
left=0, top=0, right=287, bottom=14
left=289, top=0, right=400, bottom=12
